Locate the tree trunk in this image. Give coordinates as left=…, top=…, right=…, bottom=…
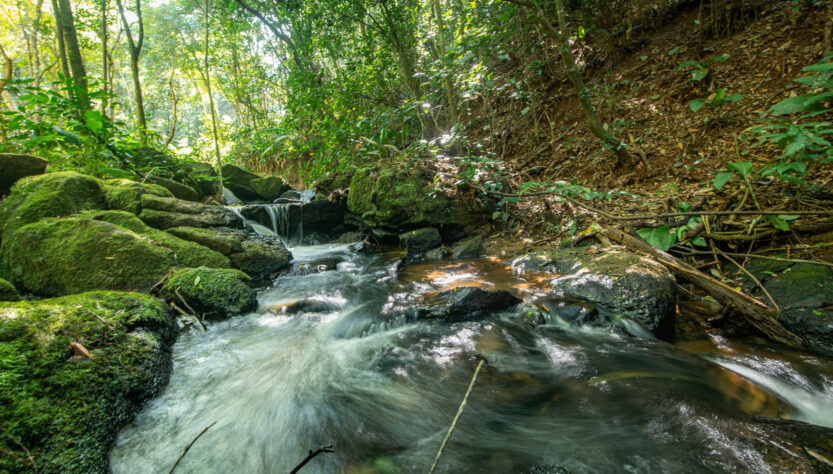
left=100, top=0, right=108, bottom=115
left=115, top=0, right=147, bottom=143
left=204, top=0, right=224, bottom=201
left=164, top=67, right=178, bottom=147
left=0, top=43, right=13, bottom=101
left=51, top=0, right=70, bottom=80
left=530, top=0, right=632, bottom=170
left=32, top=0, right=44, bottom=89
left=431, top=0, right=459, bottom=128
left=57, top=0, right=89, bottom=113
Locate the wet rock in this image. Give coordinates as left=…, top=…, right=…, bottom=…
left=512, top=247, right=676, bottom=338
left=0, top=171, right=106, bottom=236
left=221, top=164, right=261, bottom=201
left=0, top=291, right=177, bottom=473
left=290, top=257, right=342, bottom=275
left=229, top=240, right=292, bottom=280
left=274, top=299, right=339, bottom=314
left=146, top=176, right=200, bottom=202
left=139, top=194, right=243, bottom=229
left=250, top=176, right=290, bottom=201
left=164, top=267, right=257, bottom=318
left=280, top=189, right=301, bottom=200
left=451, top=235, right=484, bottom=259
left=0, top=153, right=48, bottom=196
left=301, top=232, right=331, bottom=245
left=333, top=231, right=364, bottom=243
left=349, top=239, right=376, bottom=254
left=400, top=227, right=441, bottom=254
left=424, top=287, right=521, bottom=322
left=424, top=248, right=445, bottom=261
left=239, top=200, right=344, bottom=240
left=0, top=277, right=19, bottom=301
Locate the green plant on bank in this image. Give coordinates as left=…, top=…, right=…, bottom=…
left=688, top=88, right=744, bottom=118
left=712, top=161, right=801, bottom=231
left=747, top=55, right=833, bottom=180
left=637, top=201, right=707, bottom=252
left=678, top=54, right=731, bottom=82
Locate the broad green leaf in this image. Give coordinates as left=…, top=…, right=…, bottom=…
left=768, top=91, right=833, bottom=115
left=724, top=93, right=743, bottom=102
left=691, top=68, right=708, bottom=81
left=84, top=110, right=104, bottom=135
left=692, top=237, right=707, bottom=247
left=689, top=99, right=706, bottom=112
left=637, top=226, right=676, bottom=251
left=727, top=161, right=752, bottom=177
left=765, top=215, right=790, bottom=231
left=713, top=172, right=734, bottom=189
left=803, top=62, right=833, bottom=72
left=52, top=126, right=82, bottom=145
left=194, top=275, right=201, bottom=286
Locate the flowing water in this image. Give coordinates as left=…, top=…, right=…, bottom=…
left=110, top=243, right=833, bottom=473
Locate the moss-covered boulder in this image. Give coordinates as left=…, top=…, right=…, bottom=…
left=138, top=194, right=243, bottom=230
left=77, top=211, right=230, bottom=269
left=0, top=171, right=106, bottom=237
left=451, top=235, right=484, bottom=259
left=0, top=277, right=19, bottom=301
left=0, top=153, right=48, bottom=196
left=101, top=178, right=173, bottom=214
left=221, top=164, right=261, bottom=201
left=166, top=226, right=245, bottom=255
left=249, top=176, right=290, bottom=201
left=229, top=241, right=292, bottom=280
left=347, top=164, right=485, bottom=230
left=399, top=227, right=441, bottom=254
left=0, top=291, right=177, bottom=473
left=0, top=211, right=230, bottom=297
left=146, top=176, right=199, bottom=202
left=164, top=267, right=257, bottom=318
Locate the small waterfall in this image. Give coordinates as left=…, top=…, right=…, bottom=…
left=267, top=204, right=290, bottom=237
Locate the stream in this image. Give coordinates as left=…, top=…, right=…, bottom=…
left=110, top=241, right=833, bottom=473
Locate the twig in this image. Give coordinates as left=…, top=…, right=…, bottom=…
left=85, top=308, right=115, bottom=331
left=1, top=433, right=37, bottom=473
left=170, top=302, right=206, bottom=331
left=174, top=289, right=198, bottom=315
left=168, top=421, right=217, bottom=474
left=715, top=248, right=779, bottom=314
left=675, top=249, right=833, bottom=269
left=428, top=359, right=485, bottom=474
left=289, top=444, right=335, bottom=474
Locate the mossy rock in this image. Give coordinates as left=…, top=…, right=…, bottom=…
left=399, top=227, right=441, bottom=254
left=166, top=226, right=245, bottom=255
left=451, top=235, right=484, bottom=259
left=250, top=176, right=290, bottom=201
left=221, top=164, right=261, bottom=201
left=0, top=171, right=106, bottom=237
left=0, top=277, right=19, bottom=301
left=229, top=241, right=292, bottom=280
left=101, top=178, right=172, bottom=214
left=0, top=291, right=177, bottom=473
left=346, top=164, right=484, bottom=230
left=138, top=195, right=243, bottom=230
left=146, top=176, right=199, bottom=202
left=77, top=211, right=230, bottom=269
left=164, top=267, right=257, bottom=318
left=0, top=153, right=48, bottom=196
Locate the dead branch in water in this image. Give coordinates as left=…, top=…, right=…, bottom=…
left=290, top=444, right=335, bottom=474
left=168, top=421, right=217, bottom=474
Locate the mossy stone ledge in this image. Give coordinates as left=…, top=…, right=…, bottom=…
left=163, top=266, right=258, bottom=318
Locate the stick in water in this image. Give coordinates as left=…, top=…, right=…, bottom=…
left=428, top=359, right=485, bottom=474
left=168, top=421, right=217, bottom=474
left=290, top=444, right=335, bottom=474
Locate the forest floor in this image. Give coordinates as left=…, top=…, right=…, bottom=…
left=481, top=1, right=832, bottom=259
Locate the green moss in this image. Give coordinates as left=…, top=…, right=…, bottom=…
left=164, top=266, right=256, bottom=317
left=0, top=291, right=177, bottom=473
left=166, top=226, right=244, bottom=255
left=0, top=171, right=106, bottom=237
left=346, top=167, right=376, bottom=217
left=1, top=217, right=174, bottom=296
left=101, top=179, right=172, bottom=214
left=77, top=211, right=231, bottom=269
left=0, top=277, right=19, bottom=300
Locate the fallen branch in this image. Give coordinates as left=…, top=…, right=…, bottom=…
left=168, top=421, right=217, bottom=474
left=428, top=358, right=485, bottom=474
left=289, top=444, right=335, bottom=474
left=675, top=248, right=833, bottom=269
left=603, top=227, right=803, bottom=348
left=715, top=248, right=779, bottom=314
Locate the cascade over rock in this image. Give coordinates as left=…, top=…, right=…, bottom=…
left=0, top=153, right=48, bottom=196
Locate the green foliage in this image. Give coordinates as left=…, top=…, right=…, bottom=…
left=678, top=54, right=730, bottom=82
left=688, top=88, right=743, bottom=114
left=637, top=202, right=705, bottom=251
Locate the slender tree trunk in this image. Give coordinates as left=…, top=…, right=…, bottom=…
left=101, top=0, right=108, bottom=115
left=0, top=43, right=13, bottom=101
left=57, top=0, right=89, bottom=112
left=432, top=0, right=459, bottom=128
left=528, top=0, right=632, bottom=170
left=204, top=0, right=223, bottom=200
left=32, top=0, right=44, bottom=88
left=164, top=67, right=178, bottom=147
left=115, top=0, right=147, bottom=143
left=824, top=2, right=832, bottom=55
left=51, top=0, right=70, bottom=80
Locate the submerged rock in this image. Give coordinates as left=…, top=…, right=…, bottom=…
left=0, top=153, right=48, bottom=196
left=0, top=291, right=177, bottom=473
left=0, top=277, right=19, bottom=301
left=512, top=247, right=676, bottom=338
left=164, top=267, right=257, bottom=318
left=399, top=227, right=442, bottom=254
left=273, top=298, right=340, bottom=314
left=421, top=287, right=521, bottom=322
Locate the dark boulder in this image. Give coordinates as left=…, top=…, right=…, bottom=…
left=0, top=153, right=48, bottom=196
left=146, top=176, right=200, bottom=202
left=512, top=247, right=677, bottom=338
left=451, top=235, right=484, bottom=259
left=399, top=227, right=442, bottom=254
left=221, top=164, right=261, bottom=201
left=239, top=200, right=344, bottom=240
left=423, top=287, right=521, bottom=322
left=229, top=240, right=292, bottom=280
left=250, top=176, right=290, bottom=201
left=273, top=299, right=340, bottom=314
